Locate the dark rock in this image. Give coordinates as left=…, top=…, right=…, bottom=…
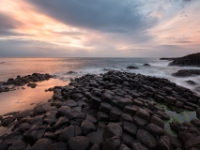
left=156, top=111, right=170, bottom=120
left=81, top=120, right=96, bottom=135
left=120, top=113, right=133, bottom=122
left=103, top=123, right=122, bottom=139
left=53, top=117, right=69, bottom=130
left=43, top=111, right=57, bottom=126
left=121, top=133, right=135, bottom=148
left=123, top=121, right=137, bottom=136
left=145, top=123, right=165, bottom=136
left=186, top=80, right=196, bottom=85
left=118, top=144, right=131, bottom=150
left=30, top=138, right=53, bottom=150
left=32, top=106, right=46, bottom=116
left=143, top=63, right=150, bottom=66
left=185, top=136, right=200, bottom=150
left=16, top=109, right=31, bottom=120
left=87, top=131, right=104, bottom=144
left=48, top=142, right=67, bottom=150
left=59, top=125, right=82, bottom=142
left=157, top=136, right=172, bottom=150
left=97, top=111, right=109, bottom=121
left=56, top=106, right=71, bottom=117
left=123, top=105, right=138, bottom=116
left=89, top=144, right=100, bottom=150
left=99, top=102, right=112, bottom=114
left=191, top=119, right=200, bottom=128
left=65, top=100, right=77, bottom=107
left=132, top=142, right=150, bottom=150
left=115, top=98, right=132, bottom=109
left=18, top=122, right=31, bottom=133
left=67, top=136, right=90, bottom=150
left=1, top=116, right=16, bottom=126
left=27, top=82, right=37, bottom=88
left=110, top=107, right=122, bottom=121
left=8, top=139, right=27, bottom=150
left=127, top=65, right=138, bottom=69
left=175, top=101, right=184, bottom=108
left=86, top=114, right=97, bottom=123
left=133, top=108, right=150, bottom=126
left=103, top=137, right=121, bottom=150
left=136, top=129, right=157, bottom=149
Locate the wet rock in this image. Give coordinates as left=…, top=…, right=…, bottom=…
left=143, top=63, right=150, bottom=66
left=156, top=111, right=170, bottom=120
left=172, top=69, right=200, bottom=77
left=145, top=123, right=165, bottom=136
left=67, top=136, right=90, bottom=150
left=56, top=106, right=71, bottom=117
left=30, top=138, right=53, bottom=150
left=59, top=125, right=82, bottom=142
left=118, top=143, right=131, bottom=150
left=32, top=106, right=46, bottom=116
left=103, top=137, right=121, bottom=150
left=157, top=136, right=172, bottom=150
left=89, top=144, right=100, bottom=150
left=18, top=122, right=31, bottom=133
left=65, top=100, right=78, bottom=107
left=123, top=105, right=138, bottom=116
left=48, top=142, right=67, bottom=150
left=186, top=80, right=196, bottom=85
left=133, top=108, right=150, bottom=126
left=132, top=142, right=150, bottom=150
left=121, top=133, right=135, bottom=147
left=8, top=140, right=27, bottom=150
left=1, top=116, right=16, bottom=126
left=115, top=98, right=132, bottom=109
left=99, top=102, right=112, bottom=114
left=27, top=82, right=37, bottom=88
left=87, top=131, right=104, bottom=144
left=81, top=120, right=96, bottom=135
left=123, top=121, right=137, bottom=136
left=103, top=123, right=122, bottom=139
left=16, top=110, right=31, bottom=120
left=43, top=111, right=57, bottom=126
left=97, top=111, right=109, bottom=121
left=175, top=101, right=184, bottom=108
left=28, top=115, right=44, bottom=125
left=53, top=116, right=69, bottom=130
left=127, top=65, right=138, bottom=69
left=110, top=107, right=122, bottom=121
left=191, top=119, right=200, bottom=128
left=86, top=114, right=97, bottom=123
left=136, top=129, right=157, bottom=149
left=185, top=136, right=200, bottom=150
left=120, top=113, right=133, bottom=122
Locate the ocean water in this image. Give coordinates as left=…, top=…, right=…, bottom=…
left=0, top=57, right=200, bottom=94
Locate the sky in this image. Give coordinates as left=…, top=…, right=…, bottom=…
left=0, top=0, right=200, bottom=57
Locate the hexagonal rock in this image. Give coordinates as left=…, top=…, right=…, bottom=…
left=1, top=116, right=16, bottom=126
left=87, top=131, right=104, bottom=144
left=120, top=113, right=133, bottom=122
left=133, top=108, right=150, bottom=126
left=102, top=137, right=121, bottom=150
left=67, top=136, right=90, bottom=150
left=48, top=142, right=67, bottom=150
left=136, top=129, right=157, bottom=149
left=121, top=133, right=135, bottom=148
left=145, top=123, right=165, bottom=136
left=123, top=121, right=137, bottom=136
left=132, top=142, right=150, bottom=150
left=56, top=106, right=71, bottom=117
left=59, top=125, right=82, bottom=142
left=8, top=140, right=27, bottom=150
left=118, top=143, right=131, bottom=150
left=99, top=102, right=112, bottom=114
left=150, top=115, right=164, bottom=128
left=175, top=101, right=184, bottom=108
left=191, top=119, right=200, bottom=128
left=115, top=98, right=132, bottom=109
left=81, top=120, right=96, bottom=135
left=30, top=138, right=53, bottom=150
left=110, top=107, right=122, bottom=121
left=89, top=144, right=100, bottom=150
left=97, top=111, right=109, bottom=121
left=123, top=105, right=138, bottom=116
left=156, top=111, right=170, bottom=120
left=165, top=97, right=176, bottom=105
left=185, top=136, right=200, bottom=149
left=65, top=100, right=77, bottom=107
left=157, top=136, right=172, bottom=150
left=103, top=123, right=122, bottom=139
left=52, top=117, right=69, bottom=130
left=16, top=109, right=31, bottom=120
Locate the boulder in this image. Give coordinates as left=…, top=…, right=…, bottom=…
left=67, top=136, right=90, bottom=150
left=123, top=121, right=137, bottom=136
left=103, top=123, right=122, bottom=139
left=30, top=138, right=53, bottom=150
left=81, top=120, right=96, bottom=135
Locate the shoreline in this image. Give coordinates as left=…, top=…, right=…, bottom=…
left=0, top=70, right=200, bottom=149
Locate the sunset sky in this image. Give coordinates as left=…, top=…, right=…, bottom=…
left=0, top=0, right=200, bottom=57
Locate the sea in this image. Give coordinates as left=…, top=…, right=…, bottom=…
left=0, top=57, right=200, bottom=134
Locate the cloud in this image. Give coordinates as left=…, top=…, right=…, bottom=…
left=0, top=13, right=22, bottom=36
left=26, top=0, right=155, bottom=33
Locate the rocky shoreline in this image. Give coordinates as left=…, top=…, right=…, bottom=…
left=0, top=70, right=200, bottom=150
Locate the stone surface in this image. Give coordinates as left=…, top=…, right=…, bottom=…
left=67, top=136, right=90, bottom=150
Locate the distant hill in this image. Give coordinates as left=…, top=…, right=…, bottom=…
left=161, top=53, right=200, bottom=67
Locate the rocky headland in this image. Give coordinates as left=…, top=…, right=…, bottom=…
left=0, top=71, right=200, bottom=150
left=165, top=53, right=200, bottom=67
left=172, top=69, right=200, bottom=77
